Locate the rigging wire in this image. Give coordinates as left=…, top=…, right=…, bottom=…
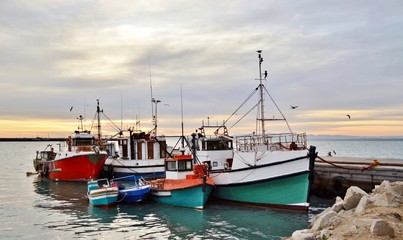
left=214, top=86, right=259, bottom=134
left=229, top=102, right=259, bottom=130
left=261, top=84, right=293, bottom=133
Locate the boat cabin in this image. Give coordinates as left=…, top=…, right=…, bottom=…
left=165, top=155, right=208, bottom=180
left=66, top=131, right=98, bottom=152
left=105, top=131, right=168, bottom=160
left=165, top=155, right=194, bottom=180
left=35, top=150, right=56, bottom=161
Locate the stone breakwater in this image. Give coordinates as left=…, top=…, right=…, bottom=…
left=288, top=181, right=402, bottom=240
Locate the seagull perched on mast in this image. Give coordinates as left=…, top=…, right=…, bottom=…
left=290, top=105, right=298, bottom=109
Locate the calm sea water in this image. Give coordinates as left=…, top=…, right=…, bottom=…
left=309, top=138, right=403, bottom=159
left=0, top=139, right=401, bottom=239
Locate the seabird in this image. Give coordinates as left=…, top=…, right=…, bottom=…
left=290, top=105, right=298, bottom=109
left=70, top=106, right=73, bottom=112
left=347, top=114, right=351, bottom=119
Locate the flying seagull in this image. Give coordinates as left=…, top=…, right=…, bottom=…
left=70, top=106, right=73, bottom=112
left=347, top=114, right=351, bottom=119
left=290, top=105, right=298, bottom=109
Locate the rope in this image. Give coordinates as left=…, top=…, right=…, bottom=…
left=316, top=156, right=353, bottom=170
left=116, top=193, right=127, bottom=203
left=316, top=156, right=381, bottom=171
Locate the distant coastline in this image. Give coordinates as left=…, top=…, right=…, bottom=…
left=1, top=135, right=402, bottom=142
left=0, top=137, right=66, bottom=142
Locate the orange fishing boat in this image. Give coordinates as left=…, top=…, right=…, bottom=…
left=149, top=154, right=214, bottom=209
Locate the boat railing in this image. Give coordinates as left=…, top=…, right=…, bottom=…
left=235, top=133, right=307, bottom=152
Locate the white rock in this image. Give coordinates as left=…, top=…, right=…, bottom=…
left=343, top=186, right=369, bottom=210
left=311, top=211, right=337, bottom=230
left=371, top=192, right=399, bottom=207
left=355, top=195, right=372, bottom=215
left=331, top=201, right=344, bottom=213
left=291, top=229, right=315, bottom=240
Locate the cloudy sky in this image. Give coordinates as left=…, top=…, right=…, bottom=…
left=1, top=0, right=402, bottom=138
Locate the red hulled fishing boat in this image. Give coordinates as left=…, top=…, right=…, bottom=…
left=33, top=100, right=108, bottom=181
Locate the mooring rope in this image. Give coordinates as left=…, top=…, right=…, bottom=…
left=316, top=156, right=381, bottom=171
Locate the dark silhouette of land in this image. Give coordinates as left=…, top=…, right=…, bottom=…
left=0, top=137, right=66, bottom=142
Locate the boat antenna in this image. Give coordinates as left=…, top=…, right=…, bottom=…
left=257, top=50, right=266, bottom=135
left=180, top=83, right=185, bottom=149
left=120, top=92, right=123, bottom=130
left=148, top=50, right=154, bottom=119
left=83, top=97, right=87, bottom=131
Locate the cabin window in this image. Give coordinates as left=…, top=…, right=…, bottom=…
left=166, top=161, right=176, bottom=171
left=73, top=138, right=94, bottom=146
left=206, top=140, right=232, bottom=150
left=213, top=161, right=218, bottom=167
left=178, top=160, right=192, bottom=171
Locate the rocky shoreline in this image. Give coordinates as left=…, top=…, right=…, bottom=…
left=288, top=181, right=402, bottom=240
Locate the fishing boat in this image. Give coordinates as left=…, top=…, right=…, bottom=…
left=149, top=154, right=214, bottom=209
left=102, top=130, right=168, bottom=180
left=191, top=51, right=317, bottom=211
left=102, top=97, right=174, bottom=180
left=111, top=175, right=151, bottom=203
left=87, top=178, right=119, bottom=207
left=33, top=100, right=108, bottom=181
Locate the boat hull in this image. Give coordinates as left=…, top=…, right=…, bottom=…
left=213, top=172, right=310, bottom=211
left=88, top=187, right=119, bottom=207
left=103, top=159, right=165, bottom=180
left=47, top=153, right=108, bottom=181
left=151, top=184, right=213, bottom=209
left=208, top=149, right=316, bottom=211
left=118, top=185, right=151, bottom=203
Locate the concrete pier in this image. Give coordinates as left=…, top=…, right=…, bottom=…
left=311, top=156, right=403, bottom=198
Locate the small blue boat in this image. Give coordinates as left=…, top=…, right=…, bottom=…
left=111, top=176, right=151, bottom=204
left=87, top=178, right=119, bottom=207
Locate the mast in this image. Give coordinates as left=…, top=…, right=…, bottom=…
left=96, top=99, right=102, bottom=143
left=257, top=50, right=266, bottom=135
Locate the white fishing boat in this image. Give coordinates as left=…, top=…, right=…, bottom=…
left=191, top=50, right=317, bottom=211
left=102, top=98, right=173, bottom=180
left=103, top=130, right=168, bottom=179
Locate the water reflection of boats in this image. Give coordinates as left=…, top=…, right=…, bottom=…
left=31, top=175, right=308, bottom=239
left=33, top=176, right=88, bottom=211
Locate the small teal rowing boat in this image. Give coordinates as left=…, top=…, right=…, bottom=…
left=87, top=178, right=119, bottom=207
